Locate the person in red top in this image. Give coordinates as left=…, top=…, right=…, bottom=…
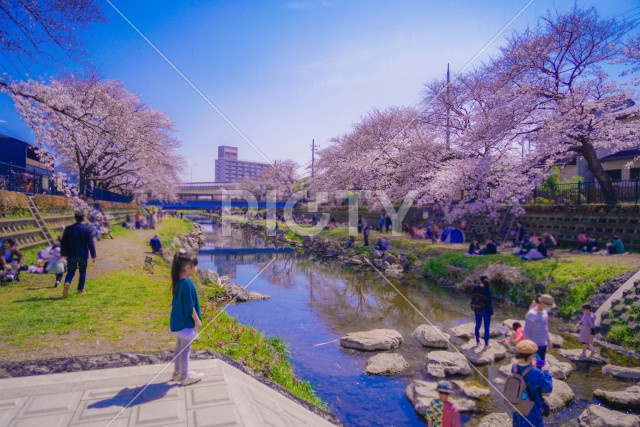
left=424, top=381, right=461, bottom=427
left=499, top=321, right=525, bottom=346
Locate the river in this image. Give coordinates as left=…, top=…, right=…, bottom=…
left=197, top=222, right=634, bottom=426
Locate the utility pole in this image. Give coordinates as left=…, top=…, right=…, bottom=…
left=311, top=139, right=318, bottom=178
left=446, top=63, right=451, bottom=150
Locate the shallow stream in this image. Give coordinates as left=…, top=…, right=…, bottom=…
left=198, top=223, right=635, bottom=426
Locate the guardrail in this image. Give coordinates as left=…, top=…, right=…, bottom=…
left=528, top=180, right=640, bottom=204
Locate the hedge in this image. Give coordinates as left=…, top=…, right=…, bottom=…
left=32, top=194, right=70, bottom=211
left=0, top=190, right=29, bottom=210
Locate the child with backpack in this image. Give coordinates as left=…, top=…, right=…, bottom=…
left=471, top=275, right=494, bottom=347
left=424, top=380, right=461, bottom=427
left=504, top=340, right=553, bottom=427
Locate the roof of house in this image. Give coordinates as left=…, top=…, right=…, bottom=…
left=600, top=149, right=640, bottom=161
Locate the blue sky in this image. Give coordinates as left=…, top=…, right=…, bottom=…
left=1, top=0, right=638, bottom=181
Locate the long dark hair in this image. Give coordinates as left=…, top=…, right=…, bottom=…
left=171, top=251, right=198, bottom=296
left=479, top=275, right=490, bottom=288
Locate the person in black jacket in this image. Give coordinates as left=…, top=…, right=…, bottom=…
left=60, top=212, right=97, bottom=297
left=471, top=275, right=494, bottom=347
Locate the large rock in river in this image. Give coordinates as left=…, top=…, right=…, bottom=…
left=405, top=380, right=477, bottom=415
left=593, top=386, right=640, bottom=412
left=461, top=341, right=507, bottom=365
left=547, top=379, right=575, bottom=410
left=425, top=351, right=471, bottom=378
left=579, top=404, right=640, bottom=427
left=479, top=413, right=512, bottom=427
left=602, top=364, right=640, bottom=381
left=498, top=356, right=573, bottom=380
left=449, top=322, right=501, bottom=340
left=340, top=329, right=403, bottom=351
left=452, top=380, right=491, bottom=399
left=364, top=353, right=409, bottom=376
left=412, top=324, right=450, bottom=349
left=559, top=349, right=608, bottom=364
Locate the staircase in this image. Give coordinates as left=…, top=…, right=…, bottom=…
left=499, top=206, right=516, bottom=244
left=26, top=196, right=56, bottom=247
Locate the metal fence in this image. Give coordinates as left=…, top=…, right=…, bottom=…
left=528, top=180, right=640, bottom=204
left=0, top=161, right=132, bottom=203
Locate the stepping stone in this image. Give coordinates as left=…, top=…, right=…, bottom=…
left=546, top=354, right=574, bottom=380
left=579, top=404, right=640, bottom=427
left=452, top=380, right=491, bottom=399
left=479, top=413, right=511, bottom=427
left=405, top=380, right=478, bottom=415
left=424, top=351, right=471, bottom=378
left=498, top=356, right=574, bottom=380
left=340, top=329, right=403, bottom=351
left=594, top=385, right=640, bottom=412
left=602, top=364, right=640, bottom=380
left=460, top=342, right=507, bottom=365
left=547, top=379, right=575, bottom=410
left=412, top=324, right=450, bottom=349
left=559, top=349, right=608, bottom=364
left=364, top=353, right=409, bottom=376
left=449, top=322, right=501, bottom=340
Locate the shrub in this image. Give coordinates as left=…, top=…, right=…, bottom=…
left=32, top=194, right=70, bottom=210
left=0, top=190, right=29, bottom=210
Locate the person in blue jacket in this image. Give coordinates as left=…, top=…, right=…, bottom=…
left=170, top=251, right=203, bottom=386
left=150, top=234, right=163, bottom=254
left=512, top=339, right=553, bottom=427
left=471, top=275, right=494, bottom=347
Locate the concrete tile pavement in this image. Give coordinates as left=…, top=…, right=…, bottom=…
left=0, top=359, right=337, bottom=427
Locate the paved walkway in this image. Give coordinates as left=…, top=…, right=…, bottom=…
left=0, top=359, right=337, bottom=427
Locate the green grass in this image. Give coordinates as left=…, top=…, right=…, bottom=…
left=0, top=217, right=327, bottom=411
left=194, top=306, right=327, bottom=410
left=607, top=321, right=640, bottom=352
left=423, top=252, right=633, bottom=317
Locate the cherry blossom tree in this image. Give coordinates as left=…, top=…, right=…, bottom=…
left=0, top=0, right=102, bottom=61
left=6, top=74, right=183, bottom=201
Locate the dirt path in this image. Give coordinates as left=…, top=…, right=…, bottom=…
left=89, top=228, right=157, bottom=278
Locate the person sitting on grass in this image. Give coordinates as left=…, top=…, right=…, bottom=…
left=375, top=238, right=389, bottom=251
left=1, top=238, right=23, bottom=280
left=483, top=237, right=499, bottom=255
left=577, top=231, right=588, bottom=251
left=424, top=380, right=461, bottom=427
left=150, top=235, right=163, bottom=254
left=467, top=238, right=480, bottom=255
left=582, top=236, right=599, bottom=253
left=344, top=236, right=355, bottom=249
left=514, top=237, right=536, bottom=255
left=522, top=239, right=549, bottom=261
left=603, top=235, right=625, bottom=255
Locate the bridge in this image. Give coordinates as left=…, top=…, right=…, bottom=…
left=151, top=182, right=289, bottom=209
left=198, top=247, right=294, bottom=255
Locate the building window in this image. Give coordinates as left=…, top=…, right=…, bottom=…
left=606, top=169, right=622, bottom=181
left=632, top=168, right=640, bottom=180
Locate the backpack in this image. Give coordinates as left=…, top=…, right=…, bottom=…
left=503, top=364, right=535, bottom=416
left=470, top=290, right=487, bottom=312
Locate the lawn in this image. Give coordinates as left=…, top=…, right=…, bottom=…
left=0, top=216, right=326, bottom=410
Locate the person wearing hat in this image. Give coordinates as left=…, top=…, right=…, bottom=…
left=424, top=380, right=461, bottom=427
left=524, top=294, right=555, bottom=361
left=511, top=339, right=553, bottom=427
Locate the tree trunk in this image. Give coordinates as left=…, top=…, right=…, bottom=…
left=580, top=142, right=618, bottom=205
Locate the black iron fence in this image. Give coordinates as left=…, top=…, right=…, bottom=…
left=0, top=161, right=132, bottom=203
left=528, top=180, right=640, bottom=204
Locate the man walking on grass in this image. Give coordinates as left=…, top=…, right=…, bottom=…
left=61, top=212, right=96, bottom=298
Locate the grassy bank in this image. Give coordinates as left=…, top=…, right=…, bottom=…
left=0, top=216, right=327, bottom=410
left=240, top=220, right=638, bottom=318
left=422, top=252, right=633, bottom=317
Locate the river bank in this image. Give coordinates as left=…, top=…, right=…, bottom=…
left=0, top=216, right=328, bottom=411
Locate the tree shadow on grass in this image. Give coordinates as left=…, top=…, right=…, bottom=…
left=13, top=296, right=65, bottom=302
left=88, top=382, right=178, bottom=409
